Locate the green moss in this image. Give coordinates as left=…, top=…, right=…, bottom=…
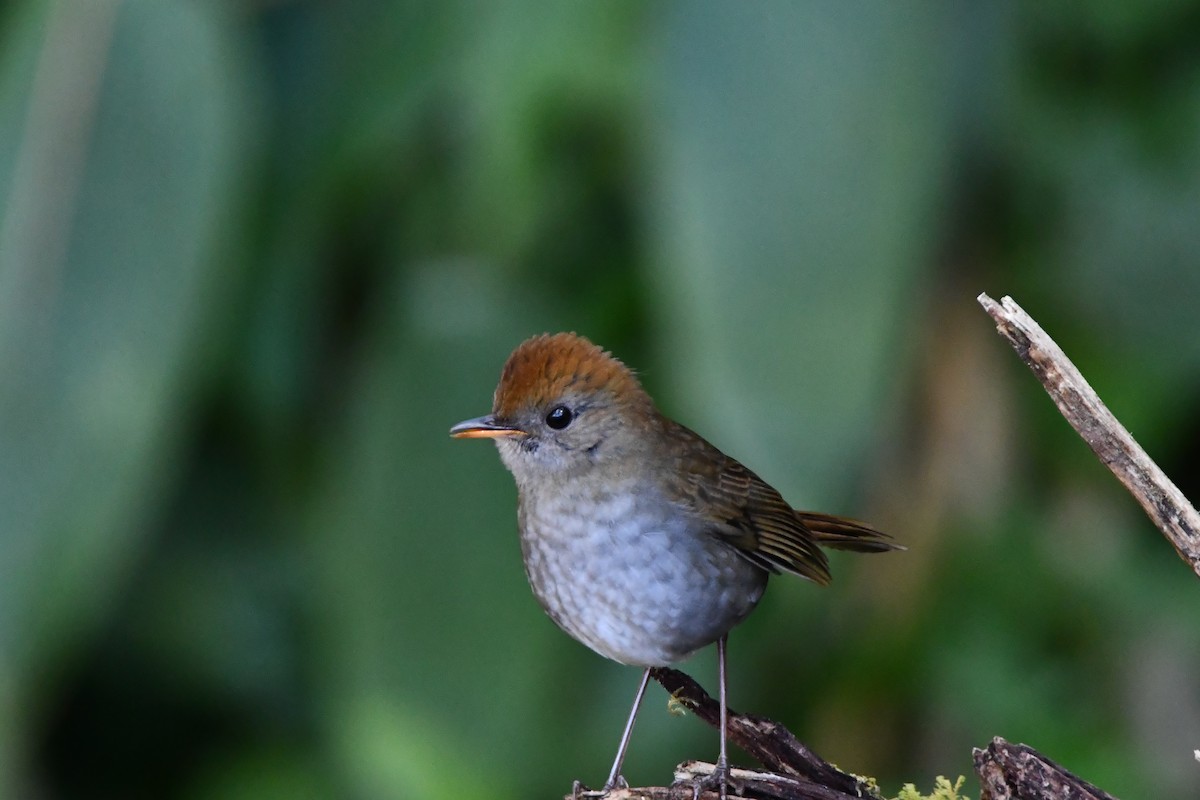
left=892, top=775, right=970, bottom=800
left=852, top=773, right=880, bottom=795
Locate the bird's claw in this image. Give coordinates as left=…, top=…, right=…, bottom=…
left=572, top=775, right=628, bottom=799
left=690, top=758, right=740, bottom=800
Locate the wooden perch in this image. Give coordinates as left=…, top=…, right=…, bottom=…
left=650, top=667, right=876, bottom=799
left=572, top=668, right=1127, bottom=800
left=569, top=667, right=879, bottom=800
left=978, top=293, right=1200, bottom=578
left=974, top=738, right=1120, bottom=800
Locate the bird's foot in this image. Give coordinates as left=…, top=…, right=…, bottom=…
left=571, top=775, right=628, bottom=798
left=690, top=757, right=740, bottom=800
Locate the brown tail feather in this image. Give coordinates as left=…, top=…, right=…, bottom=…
left=796, top=511, right=904, bottom=553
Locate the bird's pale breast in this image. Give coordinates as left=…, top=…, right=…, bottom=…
left=518, top=475, right=768, bottom=667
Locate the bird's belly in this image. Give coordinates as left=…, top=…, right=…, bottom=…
left=519, top=496, right=767, bottom=667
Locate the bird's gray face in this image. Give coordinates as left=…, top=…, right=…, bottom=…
left=492, top=392, right=637, bottom=482
left=450, top=391, right=642, bottom=486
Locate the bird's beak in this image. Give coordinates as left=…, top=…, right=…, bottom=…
left=449, top=415, right=525, bottom=439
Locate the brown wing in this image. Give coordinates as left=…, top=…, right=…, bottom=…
left=662, top=420, right=833, bottom=586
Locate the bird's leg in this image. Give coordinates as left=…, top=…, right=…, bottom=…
left=691, top=636, right=732, bottom=800
left=598, top=667, right=651, bottom=793
left=714, top=634, right=730, bottom=797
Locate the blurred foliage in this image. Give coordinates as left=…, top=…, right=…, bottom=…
left=1, top=2, right=1199, bottom=799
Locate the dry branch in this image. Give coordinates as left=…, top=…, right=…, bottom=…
left=974, top=738, right=1120, bottom=800
left=649, top=668, right=872, bottom=797
left=978, top=293, right=1200, bottom=577
left=592, top=764, right=865, bottom=800
left=566, top=667, right=1133, bottom=800
left=566, top=667, right=878, bottom=800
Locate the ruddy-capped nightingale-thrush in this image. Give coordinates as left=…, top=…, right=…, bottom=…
left=450, top=332, right=899, bottom=797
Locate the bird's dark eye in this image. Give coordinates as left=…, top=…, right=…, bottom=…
left=545, top=405, right=574, bottom=430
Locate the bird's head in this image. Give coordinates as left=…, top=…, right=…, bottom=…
left=450, top=332, right=656, bottom=483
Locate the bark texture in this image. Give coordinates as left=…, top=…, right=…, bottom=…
left=978, top=292, right=1200, bottom=577
left=974, top=738, right=1120, bottom=800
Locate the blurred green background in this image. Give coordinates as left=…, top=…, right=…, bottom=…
left=2, top=2, right=1199, bottom=798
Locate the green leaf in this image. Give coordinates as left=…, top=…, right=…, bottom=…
left=0, top=0, right=255, bottom=782
left=647, top=3, right=951, bottom=501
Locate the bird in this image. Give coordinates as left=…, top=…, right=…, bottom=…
left=450, top=332, right=899, bottom=797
